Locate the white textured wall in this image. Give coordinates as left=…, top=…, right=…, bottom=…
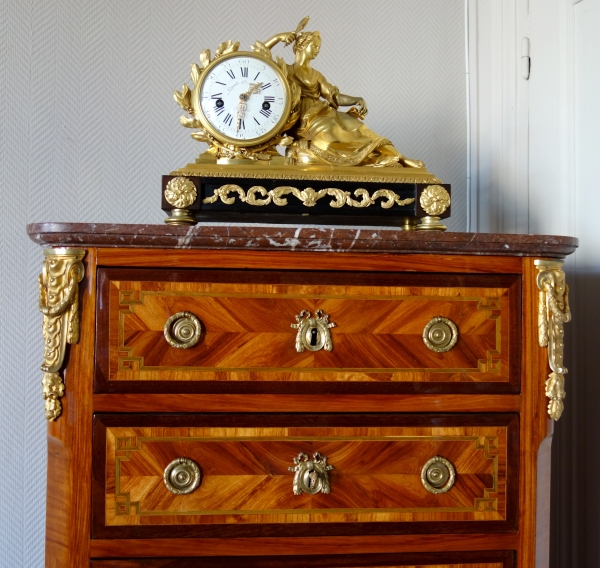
left=0, top=1, right=466, bottom=565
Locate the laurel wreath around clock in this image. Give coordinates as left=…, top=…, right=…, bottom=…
left=174, top=40, right=301, bottom=161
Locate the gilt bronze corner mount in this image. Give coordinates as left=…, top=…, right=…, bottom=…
left=38, top=248, right=85, bottom=421
left=535, top=259, right=571, bottom=420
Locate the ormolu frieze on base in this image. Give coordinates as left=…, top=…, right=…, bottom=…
left=38, top=248, right=85, bottom=421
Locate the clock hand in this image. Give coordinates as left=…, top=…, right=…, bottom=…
left=246, top=82, right=263, bottom=96
left=236, top=99, right=247, bottom=132
left=236, top=82, right=263, bottom=132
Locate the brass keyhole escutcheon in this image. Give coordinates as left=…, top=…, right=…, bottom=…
left=164, top=311, right=202, bottom=349
left=423, top=316, right=458, bottom=353
left=291, top=310, right=336, bottom=353
left=163, top=457, right=202, bottom=495
left=289, top=452, right=334, bottom=495
left=421, top=456, right=456, bottom=494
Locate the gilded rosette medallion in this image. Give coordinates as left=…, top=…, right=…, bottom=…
left=165, top=177, right=197, bottom=209
left=420, top=185, right=451, bottom=216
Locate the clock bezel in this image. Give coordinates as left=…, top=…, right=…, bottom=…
left=192, top=51, right=292, bottom=148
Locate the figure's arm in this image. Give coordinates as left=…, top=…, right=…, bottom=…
left=263, top=32, right=296, bottom=49
left=335, top=93, right=368, bottom=118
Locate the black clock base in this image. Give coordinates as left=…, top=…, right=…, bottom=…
left=161, top=166, right=451, bottom=230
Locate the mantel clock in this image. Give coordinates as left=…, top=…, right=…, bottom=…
left=163, top=17, right=452, bottom=229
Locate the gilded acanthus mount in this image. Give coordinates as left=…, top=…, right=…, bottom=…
left=535, top=260, right=572, bottom=421
left=38, top=248, right=85, bottom=421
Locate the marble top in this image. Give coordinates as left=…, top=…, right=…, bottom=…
left=26, top=223, right=578, bottom=257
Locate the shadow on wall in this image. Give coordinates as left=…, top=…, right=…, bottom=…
left=550, top=270, right=600, bottom=568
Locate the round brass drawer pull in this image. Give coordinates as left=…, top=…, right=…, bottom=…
left=421, top=456, right=456, bottom=494
left=423, top=316, right=458, bottom=353
left=163, top=457, right=202, bottom=494
left=164, top=311, right=202, bottom=349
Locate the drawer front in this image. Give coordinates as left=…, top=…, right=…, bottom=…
left=92, top=414, right=518, bottom=539
left=90, top=550, right=514, bottom=567
left=90, top=558, right=512, bottom=568
left=95, top=269, right=520, bottom=394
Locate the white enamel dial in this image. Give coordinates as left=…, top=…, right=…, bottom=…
left=198, top=53, right=290, bottom=145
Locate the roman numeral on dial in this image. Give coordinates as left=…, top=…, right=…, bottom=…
left=241, top=67, right=248, bottom=78
left=223, top=113, right=233, bottom=126
left=261, top=83, right=271, bottom=91
left=259, top=108, right=272, bottom=118
left=226, top=69, right=235, bottom=79
left=264, top=96, right=275, bottom=102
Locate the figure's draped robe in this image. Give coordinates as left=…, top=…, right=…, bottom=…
left=287, top=66, right=397, bottom=166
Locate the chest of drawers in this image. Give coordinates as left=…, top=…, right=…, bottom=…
left=28, top=223, right=577, bottom=567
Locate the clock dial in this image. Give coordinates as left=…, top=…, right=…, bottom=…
left=198, top=53, right=289, bottom=145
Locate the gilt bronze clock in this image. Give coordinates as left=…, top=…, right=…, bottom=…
left=164, top=17, right=451, bottom=230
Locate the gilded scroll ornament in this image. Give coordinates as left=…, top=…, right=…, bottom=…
left=420, top=185, right=451, bottom=216
left=289, top=452, right=333, bottom=495
left=38, top=248, right=85, bottom=421
left=203, top=184, right=415, bottom=209
left=535, top=259, right=571, bottom=420
left=164, top=177, right=197, bottom=209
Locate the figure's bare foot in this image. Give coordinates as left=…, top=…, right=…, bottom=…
left=400, top=158, right=425, bottom=168
left=374, top=155, right=402, bottom=166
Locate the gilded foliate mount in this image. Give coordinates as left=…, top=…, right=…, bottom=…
left=535, top=260, right=572, bottom=421
left=39, top=248, right=85, bottom=421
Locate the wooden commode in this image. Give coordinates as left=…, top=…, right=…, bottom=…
left=27, top=223, right=577, bottom=568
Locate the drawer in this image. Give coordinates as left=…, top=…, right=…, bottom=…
left=95, top=269, right=521, bottom=394
left=89, top=550, right=515, bottom=567
left=92, top=414, right=518, bottom=539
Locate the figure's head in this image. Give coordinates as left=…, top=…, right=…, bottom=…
left=293, top=31, right=321, bottom=60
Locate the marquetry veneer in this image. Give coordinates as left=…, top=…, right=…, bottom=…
left=27, top=223, right=577, bottom=567
left=94, top=414, right=516, bottom=535
left=96, top=269, right=520, bottom=393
